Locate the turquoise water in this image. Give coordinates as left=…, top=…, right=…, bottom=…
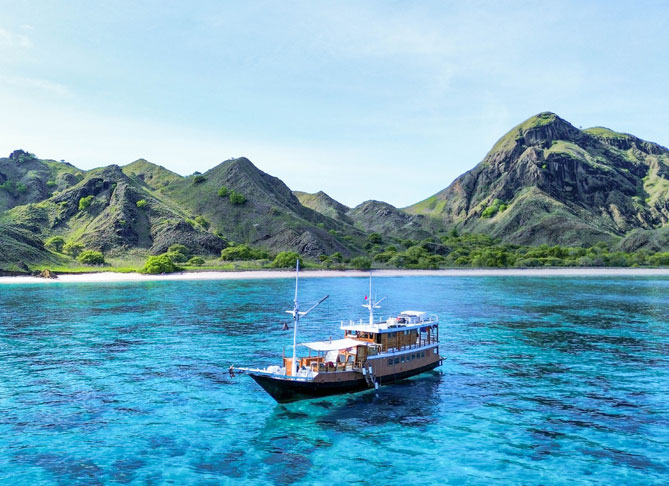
left=0, top=276, right=667, bottom=485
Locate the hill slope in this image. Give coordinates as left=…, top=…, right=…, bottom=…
left=294, top=190, right=352, bottom=224
left=407, top=112, right=669, bottom=247
left=142, top=158, right=366, bottom=257
left=0, top=150, right=83, bottom=212
left=4, top=164, right=225, bottom=258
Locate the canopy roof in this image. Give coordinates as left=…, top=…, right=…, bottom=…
left=300, top=338, right=366, bottom=352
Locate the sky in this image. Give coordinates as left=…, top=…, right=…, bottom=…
left=1, top=1, right=668, bottom=208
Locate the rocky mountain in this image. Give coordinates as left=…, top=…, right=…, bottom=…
left=347, top=200, right=432, bottom=240
left=0, top=150, right=83, bottom=212
left=294, top=191, right=432, bottom=241
left=0, top=221, right=56, bottom=273
left=131, top=157, right=366, bottom=257
left=2, top=111, right=668, bottom=272
left=5, top=164, right=224, bottom=257
left=294, top=190, right=353, bottom=225
left=406, top=112, right=669, bottom=247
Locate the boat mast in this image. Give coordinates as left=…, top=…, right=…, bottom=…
left=285, top=259, right=328, bottom=377
left=368, top=272, right=373, bottom=324
left=362, top=272, right=385, bottom=325
left=291, top=259, right=300, bottom=376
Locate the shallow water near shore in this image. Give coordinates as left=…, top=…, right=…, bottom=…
left=0, top=276, right=667, bottom=485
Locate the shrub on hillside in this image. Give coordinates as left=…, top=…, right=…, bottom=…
left=187, top=256, right=205, bottom=266
left=166, top=244, right=189, bottom=263
left=78, top=195, right=94, bottom=211
left=45, top=236, right=65, bottom=253
left=168, top=244, right=189, bottom=256
left=142, top=254, right=181, bottom=274
left=0, top=180, right=14, bottom=194
left=229, top=190, right=246, bottom=205
left=329, top=252, right=343, bottom=263
left=350, top=256, right=372, bottom=270
left=217, top=186, right=229, bottom=197
left=271, top=251, right=300, bottom=268
left=480, top=199, right=508, bottom=218
left=367, top=233, right=383, bottom=245
left=77, top=250, right=105, bottom=265
left=194, top=216, right=210, bottom=229
left=63, top=241, right=84, bottom=257
left=649, top=252, right=669, bottom=266
left=221, top=244, right=268, bottom=261
left=193, top=175, right=206, bottom=184
left=136, top=199, right=148, bottom=209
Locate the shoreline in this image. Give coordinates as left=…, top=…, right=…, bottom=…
left=1, top=267, right=668, bottom=284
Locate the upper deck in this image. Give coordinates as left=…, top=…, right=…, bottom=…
left=340, top=310, right=439, bottom=334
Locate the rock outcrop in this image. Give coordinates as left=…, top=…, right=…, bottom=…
left=407, top=112, right=669, bottom=248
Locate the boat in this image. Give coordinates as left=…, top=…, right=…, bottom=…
left=232, top=262, right=442, bottom=403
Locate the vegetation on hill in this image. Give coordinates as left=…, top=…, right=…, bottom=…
left=142, top=254, right=181, bottom=274
left=1, top=113, right=668, bottom=276
left=406, top=112, right=669, bottom=249
left=360, top=233, right=669, bottom=269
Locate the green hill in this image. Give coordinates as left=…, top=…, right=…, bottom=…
left=151, top=157, right=366, bottom=257
left=0, top=150, right=83, bottom=212
left=294, top=190, right=353, bottom=224
left=2, top=112, right=668, bottom=273
left=4, top=164, right=225, bottom=260
left=406, top=112, right=669, bottom=249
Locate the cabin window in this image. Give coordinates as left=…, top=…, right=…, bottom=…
left=394, top=357, right=399, bottom=364
left=433, top=348, right=438, bottom=355
left=401, top=356, right=405, bottom=363
left=421, top=351, right=425, bottom=358
left=411, top=354, right=415, bottom=360
left=387, top=359, right=393, bottom=366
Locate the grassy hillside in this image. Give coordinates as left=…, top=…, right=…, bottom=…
left=2, top=116, right=669, bottom=274
left=294, top=190, right=352, bottom=224
left=153, top=158, right=367, bottom=257
left=0, top=150, right=83, bottom=212
left=406, top=112, right=669, bottom=249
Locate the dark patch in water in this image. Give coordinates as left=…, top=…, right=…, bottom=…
left=263, top=452, right=312, bottom=486
left=194, top=449, right=245, bottom=478
left=275, top=409, right=309, bottom=420
left=147, top=435, right=189, bottom=457
left=111, top=458, right=146, bottom=484
left=580, top=447, right=665, bottom=472
left=14, top=453, right=103, bottom=485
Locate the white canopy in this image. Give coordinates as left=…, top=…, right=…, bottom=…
left=300, top=338, right=366, bottom=352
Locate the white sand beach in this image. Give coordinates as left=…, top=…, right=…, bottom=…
left=1, top=267, right=668, bottom=285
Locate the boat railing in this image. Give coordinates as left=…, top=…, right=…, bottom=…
left=311, top=362, right=357, bottom=373
left=385, top=336, right=438, bottom=353
left=341, top=314, right=439, bottom=328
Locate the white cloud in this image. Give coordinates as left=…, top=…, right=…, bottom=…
left=0, top=27, right=31, bottom=47
left=0, top=75, right=72, bottom=97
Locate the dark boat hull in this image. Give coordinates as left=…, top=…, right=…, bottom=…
left=249, top=361, right=441, bottom=403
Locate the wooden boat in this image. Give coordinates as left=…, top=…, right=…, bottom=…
left=233, top=263, right=442, bottom=403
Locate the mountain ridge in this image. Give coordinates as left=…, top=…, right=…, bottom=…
left=1, top=112, right=668, bottom=271
left=406, top=112, right=669, bottom=247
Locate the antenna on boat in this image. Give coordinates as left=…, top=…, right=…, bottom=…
left=362, top=271, right=386, bottom=325
left=286, top=259, right=329, bottom=377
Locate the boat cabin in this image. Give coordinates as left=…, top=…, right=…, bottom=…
left=340, top=310, right=438, bottom=353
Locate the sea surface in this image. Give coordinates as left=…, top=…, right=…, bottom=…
left=0, top=276, right=667, bottom=485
